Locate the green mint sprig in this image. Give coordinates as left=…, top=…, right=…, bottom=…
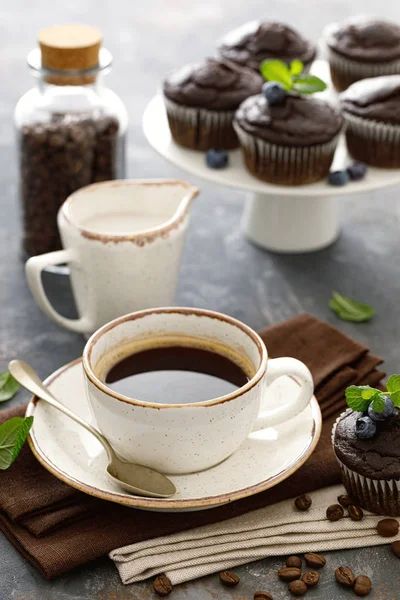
left=0, top=371, right=20, bottom=402
left=260, top=59, right=327, bottom=94
left=0, top=369, right=30, bottom=470
left=329, top=291, right=376, bottom=323
left=346, top=375, right=400, bottom=414
left=0, top=416, right=34, bottom=470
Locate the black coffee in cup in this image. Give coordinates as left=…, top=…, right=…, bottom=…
left=104, top=344, right=251, bottom=404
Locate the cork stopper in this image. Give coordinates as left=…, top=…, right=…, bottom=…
left=38, top=24, right=102, bottom=85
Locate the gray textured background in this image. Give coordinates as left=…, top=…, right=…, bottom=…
left=1, top=0, right=400, bottom=598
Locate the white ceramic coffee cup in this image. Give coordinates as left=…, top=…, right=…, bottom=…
left=83, top=307, right=314, bottom=474
left=25, top=179, right=198, bottom=335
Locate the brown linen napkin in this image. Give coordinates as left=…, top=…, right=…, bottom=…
left=0, top=314, right=384, bottom=578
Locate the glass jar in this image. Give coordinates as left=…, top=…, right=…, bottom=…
left=14, top=30, right=128, bottom=257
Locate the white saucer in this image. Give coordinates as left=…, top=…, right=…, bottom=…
left=26, top=359, right=321, bottom=512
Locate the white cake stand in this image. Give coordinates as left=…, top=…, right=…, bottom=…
left=143, top=61, right=400, bottom=253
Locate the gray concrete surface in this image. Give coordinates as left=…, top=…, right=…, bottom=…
left=1, top=0, right=400, bottom=598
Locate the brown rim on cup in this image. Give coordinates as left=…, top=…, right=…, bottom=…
left=83, top=307, right=268, bottom=409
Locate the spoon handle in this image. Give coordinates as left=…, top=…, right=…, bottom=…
left=8, top=360, right=114, bottom=461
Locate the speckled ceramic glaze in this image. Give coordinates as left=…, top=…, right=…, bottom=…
left=83, top=308, right=314, bottom=474
left=26, top=358, right=320, bottom=512
left=25, top=180, right=198, bottom=335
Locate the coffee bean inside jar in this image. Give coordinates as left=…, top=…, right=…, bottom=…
left=15, top=24, right=127, bottom=257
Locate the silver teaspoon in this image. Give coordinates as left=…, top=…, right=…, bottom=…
left=8, top=360, right=176, bottom=499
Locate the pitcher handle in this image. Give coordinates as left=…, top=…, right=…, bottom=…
left=252, top=357, right=314, bottom=431
left=25, top=250, right=93, bottom=334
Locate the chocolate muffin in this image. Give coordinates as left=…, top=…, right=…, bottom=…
left=218, top=20, right=316, bottom=73
left=233, top=93, right=343, bottom=185
left=333, top=409, right=400, bottom=516
left=324, top=16, right=400, bottom=91
left=163, top=58, right=262, bottom=150
left=341, top=75, right=400, bottom=167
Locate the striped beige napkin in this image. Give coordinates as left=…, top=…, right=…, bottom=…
left=110, top=485, right=399, bottom=585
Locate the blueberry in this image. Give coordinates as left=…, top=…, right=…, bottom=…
left=206, top=149, right=228, bottom=169
left=355, top=415, right=376, bottom=439
left=262, top=82, right=286, bottom=105
left=347, top=161, right=368, bottom=181
left=368, top=396, right=395, bottom=421
left=328, top=170, right=349, bottom=186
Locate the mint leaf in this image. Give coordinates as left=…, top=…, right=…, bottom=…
left=347, top=375, right=400, bottom=413
left=370, top=393, right=386, bottom=413
left=0, top=371, right=20, bottom=402
left=329, top=291, right=376, bottom=323
left=290, top=59, right=304, bottom=76
left=11, top=417, right=34, bottom=464
left=387, top=374, right=400, bottom=395
left=260, top=59, right=327, bottom=95
left=391, top=391, right=400, bottom=406
left=0, top=417, right=33, bottom=470
left=386, top=374, right=400, bottom=406
left=360, top=387, right=380, bottom=400
left=345, top=386, right=372, bottom=412
left=292, top=75, right=327, bottom=94
left=260, top=60, right=292, bottom=90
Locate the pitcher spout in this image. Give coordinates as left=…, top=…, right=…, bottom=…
left=172, top=179, right=199, bottom=213
left=158, top=178, right=199, bottom=229
left=60, top=178, right=199, bottom=243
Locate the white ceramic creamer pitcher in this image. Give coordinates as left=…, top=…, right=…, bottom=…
left=26, top=180, right=198, bottom=335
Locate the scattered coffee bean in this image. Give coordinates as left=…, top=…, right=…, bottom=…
left=337, top=494, right=354, bottom=508
left=354, top=575, right=372, bottom=596
left=326, top=504, right=344, bottom=521
left=348, top=504, right=364, bottom=521
left=335, top=566, right=355, bottom=587
left=301, top=571, right=319, bottom=587
left=294, top=494, right=312, bottom=511
left=288, top=580, right=307, bottom=596
left=377, top=518, right=399, bottom=537
left=391, top=540, right=400, bottom=558
left=304, top=553, right=326, bottom=569
left=219, top=571, right=240, bottom=586
left=286, top=556, right=302, bottom=569
left=278, top=567, right=302, bottom=582
left=153, top=574, right=173, bottom=596
left=254, top=592, right=273, bottom=600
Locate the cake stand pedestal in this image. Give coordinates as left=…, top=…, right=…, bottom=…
left=242, top=192, right=339, bottom=253
left=143, top=62, right=400, bottom=253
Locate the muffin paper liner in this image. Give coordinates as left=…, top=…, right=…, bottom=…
left=233, top=122, right=340, bottom=185
left=164, top=97, right=238, bottom=150
left=327, top=47, right=400, bottom=91
left=343, top=111, right=400, bottom=168
left=332, top=412, right=400, bottom=516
